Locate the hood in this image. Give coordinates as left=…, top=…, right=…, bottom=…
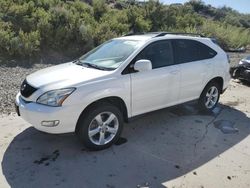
left=241, top=59, right=250, bottom=63
left=26, top=62, right=112, bottom=88
left=239, top=59, right=250, bottom=68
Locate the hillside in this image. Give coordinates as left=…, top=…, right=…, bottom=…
left=0, top=0, right=249, bottom=63
left=185, top=1, right=250, bottom=28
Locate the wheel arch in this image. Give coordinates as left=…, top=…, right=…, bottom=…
left=75, top=96, right=128, bottom=133
left=203, top=77, right=224, bottom=94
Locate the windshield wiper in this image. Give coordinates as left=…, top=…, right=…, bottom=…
left=82, top=62, right=103, bottom=70
left=73, top=59, right=82, bottom=65
left=73, top=59, right=93, bottom=68
left=74, top=59, right=114, bottom=71
left=82, top=62, right=114, bottom=71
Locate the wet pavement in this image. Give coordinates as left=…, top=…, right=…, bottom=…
left=214, top=120, right=239, bottom=134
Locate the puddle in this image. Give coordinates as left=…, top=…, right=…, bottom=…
left=114, top=137, right=127, bottom=146
left=214, top=120, right=239, bottom=134
left=169, top=104, right=223, bottom=117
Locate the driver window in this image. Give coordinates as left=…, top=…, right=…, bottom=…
left=135, top=40, right=174, bottom=69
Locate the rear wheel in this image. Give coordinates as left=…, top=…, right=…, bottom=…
left=76, top=103, right=123, bottom=150
left=198, top=82, right=220, bottom=112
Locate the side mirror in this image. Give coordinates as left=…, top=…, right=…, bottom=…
left=134, top=59, right=152, bottom=72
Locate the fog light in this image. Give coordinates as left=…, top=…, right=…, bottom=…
left=41, top=120, right=59, bottom=127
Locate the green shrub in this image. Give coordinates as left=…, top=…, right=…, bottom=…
left=0, top=21, right=15, bottom=54
left=16, top=30, right=41, bottom=56
left=126, top=6, right=151, bottom=33
left=201, top=20, right=250, bottom=49
left=0, top=0, right=249, bottom=60
left=93, top=0, right=107, bottom=20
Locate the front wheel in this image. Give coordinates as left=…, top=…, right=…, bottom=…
left=198, top=82, right=220, bottom=112
left=76, top=103, right=123, bottom=150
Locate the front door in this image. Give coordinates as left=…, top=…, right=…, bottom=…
left=130, top=40, right=181, bottom=116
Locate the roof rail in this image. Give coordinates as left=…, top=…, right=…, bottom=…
left=123, top=32, right=205, bottom=38
left=123, top=32, right=146, bottom=36
left=154, top=32, right=205, bottom=37
left=123, top=32, right=165, bottom=36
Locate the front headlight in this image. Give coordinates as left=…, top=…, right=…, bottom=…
left=37, top=88, right=76, bottom=107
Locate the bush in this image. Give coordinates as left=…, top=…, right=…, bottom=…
left=0, top=21, right=40, bottom=57
left=13, top=30, right=41, bottom=57
left=93, top=0, right=107, bottom=20
left=126, top=6, right=151, bottom=33
left=0, top=21, right=15, bottom=54
left=201, top=20, right=250, bottom=49
left=0, top=0, right=249, bottom=60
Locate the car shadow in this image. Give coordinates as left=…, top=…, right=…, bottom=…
left=2, top=103, right=250, bottom=188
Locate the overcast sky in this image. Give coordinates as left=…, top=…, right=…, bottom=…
left=160, top=0, right=250, bottom=14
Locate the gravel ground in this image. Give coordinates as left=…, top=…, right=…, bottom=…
left=0, top=64, right=53, bottom=115
left=0, top=52, right=249, bottom=115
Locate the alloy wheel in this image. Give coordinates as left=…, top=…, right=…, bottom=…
left=205, top=86, right=219, bottom=109
left=88, top=112, right=119, bottom=145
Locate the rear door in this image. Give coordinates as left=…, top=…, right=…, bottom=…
left=173, top=39, right=217, bottom=102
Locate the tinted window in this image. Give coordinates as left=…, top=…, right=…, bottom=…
left=135, top=40, right=174, bottom=69
left=173, top=39, right=217, bottom=64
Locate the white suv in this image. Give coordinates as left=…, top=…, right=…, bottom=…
left=15, top=32, right=230, bottom=150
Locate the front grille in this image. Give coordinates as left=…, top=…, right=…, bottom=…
left=20, top=79, right=37, bottom=98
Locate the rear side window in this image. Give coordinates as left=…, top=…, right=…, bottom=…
left=173, top=39, right=217, bottom=64
left=135, top=40, right=174, bottom=69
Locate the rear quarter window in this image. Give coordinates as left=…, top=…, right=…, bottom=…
left=173, top=39, right=217, bottom=64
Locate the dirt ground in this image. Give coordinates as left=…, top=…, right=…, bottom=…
left=0, top=79, right=249, bottom=188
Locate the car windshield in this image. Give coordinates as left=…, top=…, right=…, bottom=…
left=78, top=39, right=144, bottom=70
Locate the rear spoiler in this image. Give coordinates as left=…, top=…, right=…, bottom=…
left=210, top=37, right=219, bottom=45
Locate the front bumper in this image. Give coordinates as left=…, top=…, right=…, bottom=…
left=239, top=69, right=250, bottom=81
left=230, top=66, right=250, bottom=82
left=15, top=92, right=79, bottom=134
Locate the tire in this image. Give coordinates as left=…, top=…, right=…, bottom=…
left=76, top=103, right=123, bottom=150
left=230, top=66, right=240, bottom=79
left=198, top=82, right=220, bottom=112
